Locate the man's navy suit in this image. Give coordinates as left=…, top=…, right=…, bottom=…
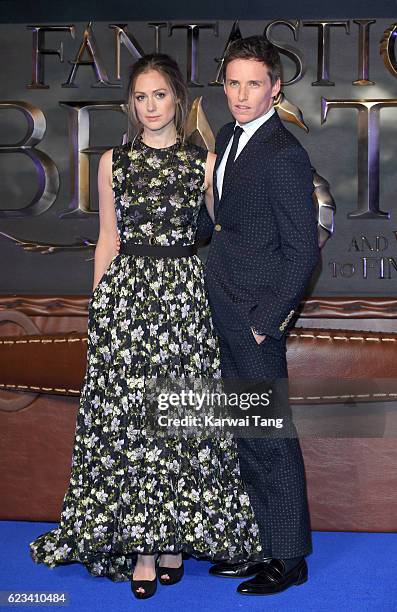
left=198, top=110, right=320, bottom=558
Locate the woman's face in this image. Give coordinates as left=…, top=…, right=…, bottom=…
left=133, top=69, right=176, bottom=134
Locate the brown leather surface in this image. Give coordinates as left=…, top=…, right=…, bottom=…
left=1, top=295, right=397, bottom=318
left=298, top=297, right=397, bottom=319
left=0, top=394, right=77, bottom=521
left=0, top=295, right=396, bottom=530
left=1, top=391, right=396, bottom=531
left=0, top=327, right=396, bottom=403
left=301, top=437, right=397, bottom=532
left=287, top=328, right=397, bottom=378
left=0, top=296, right=90, bottom=317
left=0, top=332, right=87, bottom=397
left=287, top=328, right=397, bottom=404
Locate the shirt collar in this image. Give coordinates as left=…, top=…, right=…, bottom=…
left=236, top=106, right=275, bottom=138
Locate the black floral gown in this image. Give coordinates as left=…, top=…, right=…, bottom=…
left=29, top=139, right=263, bottom=581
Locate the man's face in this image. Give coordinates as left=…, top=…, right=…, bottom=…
left=224, top=58, right=281, bottom=124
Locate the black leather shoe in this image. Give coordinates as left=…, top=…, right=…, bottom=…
left=236, top=558, right=308, bottom=595
left=209, top=558, right=271, bottom=578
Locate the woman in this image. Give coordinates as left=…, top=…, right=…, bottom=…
left=29, top=54, right=263, bottom=599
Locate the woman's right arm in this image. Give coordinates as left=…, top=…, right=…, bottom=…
left=93, top=149, right=119, bottom=292
left=204, top=151, right=216, bottom=221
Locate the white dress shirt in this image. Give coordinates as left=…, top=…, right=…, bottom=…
left=216, top=106, right=275, bottom=199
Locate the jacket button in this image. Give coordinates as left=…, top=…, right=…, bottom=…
left=214, top=224, right=222, bottom=231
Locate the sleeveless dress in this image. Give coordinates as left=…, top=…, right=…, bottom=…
left=29, top=139, right=263, bottom=581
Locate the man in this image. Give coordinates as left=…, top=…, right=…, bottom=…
left=199, top=36, right=320, bottom=596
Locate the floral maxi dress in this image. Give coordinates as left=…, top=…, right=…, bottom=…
left=29, top=139, right=263, bottom=581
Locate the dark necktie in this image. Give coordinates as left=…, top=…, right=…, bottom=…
left=222, top=125, right=244, bottom=195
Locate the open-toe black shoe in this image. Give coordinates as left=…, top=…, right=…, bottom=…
left=157, top=559, right=184, bottom=585
left=131, top=575, right=158, bottom=599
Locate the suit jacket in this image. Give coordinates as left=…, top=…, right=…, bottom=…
left=197, top=110, right=320, bottom=342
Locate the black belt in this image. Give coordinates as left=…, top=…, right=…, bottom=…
left=119, top=242, right=198, bottom=258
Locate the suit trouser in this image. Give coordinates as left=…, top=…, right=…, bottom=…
left=215, top=322, right=313, bottom=559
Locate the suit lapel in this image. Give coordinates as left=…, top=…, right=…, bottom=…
left=213, top=124, right=234, bottom=213
left=219, top=112, right=281, bottom=202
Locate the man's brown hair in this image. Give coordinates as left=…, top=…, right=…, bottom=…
left=223, top=36, right=282, bottom=86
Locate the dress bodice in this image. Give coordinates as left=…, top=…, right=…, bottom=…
left=112, top=139, right=208, bottom=246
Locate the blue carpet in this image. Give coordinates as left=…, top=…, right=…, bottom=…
left=0, top=523, right=396, bottom=611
